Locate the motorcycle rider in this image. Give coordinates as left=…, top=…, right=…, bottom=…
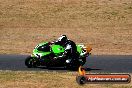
left=48, top=35, right=79, bottom=63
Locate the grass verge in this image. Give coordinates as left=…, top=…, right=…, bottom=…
left=0, top=71, right=131, bottom=88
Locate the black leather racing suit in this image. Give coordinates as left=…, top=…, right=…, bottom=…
left=54, top=40, right=79, bottom=62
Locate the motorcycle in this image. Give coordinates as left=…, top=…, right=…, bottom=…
left=25, top=42, right=92, bottom=70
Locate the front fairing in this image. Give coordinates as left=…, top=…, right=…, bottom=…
left=31, top=43, right=65, bottom=58
left=32, top=49, right=51, bottom=58
left=31, top=42, right=51, bottom=58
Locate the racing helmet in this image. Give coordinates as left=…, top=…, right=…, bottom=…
left=57, top=35, right=68, bottom=44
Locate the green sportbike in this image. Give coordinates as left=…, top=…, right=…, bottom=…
left=25, top=42, right=92, bottom=70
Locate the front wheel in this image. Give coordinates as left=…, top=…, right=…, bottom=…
left=25, top=56, right=38, bottom=68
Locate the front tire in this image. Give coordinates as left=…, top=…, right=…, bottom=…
left=25, top=56, right=37, bottom=68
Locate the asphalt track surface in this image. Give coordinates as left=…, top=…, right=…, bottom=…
left=0, top=54, right=132, bottom=73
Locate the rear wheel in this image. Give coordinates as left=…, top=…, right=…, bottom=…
left=25, top=56, right=38, bottom=68
left=66, top=65, right=80, bottom=71
left=80, top=57, right=86, bottom=66
left=66, top=59, right=80, bottom=70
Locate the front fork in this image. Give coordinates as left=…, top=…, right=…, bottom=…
left=30, top=54, right=40, bottom=66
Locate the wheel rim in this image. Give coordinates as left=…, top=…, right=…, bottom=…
left=28, top=59, right=34, bottom=66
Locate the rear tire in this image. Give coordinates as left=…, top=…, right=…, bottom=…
left=25, top=56, right=37, bottom=68
left=80, top=57, right=86, bottom=66
left=66, top=61, right=80, bottom=71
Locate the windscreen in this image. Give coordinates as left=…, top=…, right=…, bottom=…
left=37, top=45, right=50, bottom=52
